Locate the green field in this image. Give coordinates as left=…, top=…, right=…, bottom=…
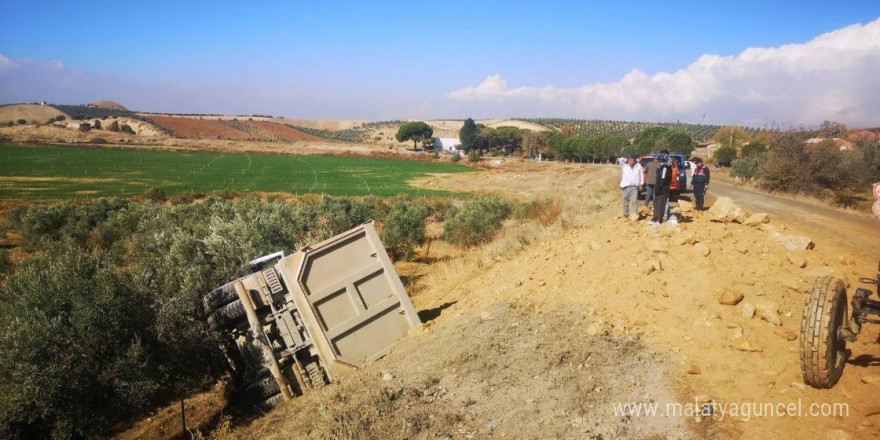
left=0, top=144, right=475, bottom=199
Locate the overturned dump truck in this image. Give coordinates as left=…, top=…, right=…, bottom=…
left=202, top=221, right=422, bottom=411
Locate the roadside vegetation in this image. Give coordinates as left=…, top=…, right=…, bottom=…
left=0, top=186, right=545, bottom=439
left=731, top=131, right=880, bottom=207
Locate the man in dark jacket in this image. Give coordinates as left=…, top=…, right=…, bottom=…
left=644, top=157, right=659, bottom=209
left=691, top=157, right=711, bottom=210
left=650, top=151, right=672, bottom=226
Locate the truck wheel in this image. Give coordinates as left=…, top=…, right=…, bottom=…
left=255, top=393, right=285, bottom=413
left=202, top=280, right=239, bottom=314
left=800, top=276, right=848, bottom=388
left=207, top=299, right=247, bottom=331
left=244, top=375, right=281, bottom=402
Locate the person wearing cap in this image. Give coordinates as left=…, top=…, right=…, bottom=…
left=650, top=150, right=672, bottom=226
left=691, top=157, right=711, bottom=210
left=619, top=154, right=644, bottom=220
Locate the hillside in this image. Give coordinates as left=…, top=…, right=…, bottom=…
left=526, top=118, right=740, bottom=140
left=0, top=104, right=65, bottom=125
left=91, top=100, right=128, bottom=111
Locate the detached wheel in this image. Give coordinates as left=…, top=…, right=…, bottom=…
left=244, top=375, right=281, bottom=402
left=207, top=299, right=247, bottom=330
left=255, top=393, right=285, bottom=413
left=202, top=280, right=240, bottom=314
left=800, top=276, right=848, bottom=388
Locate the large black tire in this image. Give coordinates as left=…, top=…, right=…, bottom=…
left=207, top=299, right=247, bottom=331
left=255, top=393, right=285, bottom=413
left=202, top=280, right=240, bottom=314
left=244, top=375, right=281, bottom=402
left=800, top=276, right=848, bottom=389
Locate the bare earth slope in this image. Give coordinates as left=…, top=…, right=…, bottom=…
left=0, top=104, right=65, bottom=124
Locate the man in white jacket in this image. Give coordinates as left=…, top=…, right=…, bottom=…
left=619, top=155, right=644, bottom=220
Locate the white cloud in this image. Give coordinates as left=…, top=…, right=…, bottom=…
left=446, top=18, right=880, bottom=126
left=0, top=54, right=19, bottom=71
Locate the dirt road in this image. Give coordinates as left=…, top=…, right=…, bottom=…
left=706, top=180, right=879, bottom=261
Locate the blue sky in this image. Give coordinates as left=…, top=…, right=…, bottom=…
left=1, top=1, right=879, bottom=125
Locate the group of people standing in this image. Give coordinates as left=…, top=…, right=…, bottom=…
left=618, top=150, right=711, bottom=225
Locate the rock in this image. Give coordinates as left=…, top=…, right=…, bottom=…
left=586, top=322, right=607, bottom=337
left=743, top=213, right=770, bottom=226
left=766, top=228, right=815, bottom=251
left=736, top=244, right=749, bottom=254
left=716, top=288, right=745, bottom=306
left=735, top=338, right=763, bottom=352
left=651, top=260, right=663, bottom=271
left=673, top=231, right=696, bottom=246
left=787, top=253, right=807, bottom=269
left=780, top=278, right=804, bottom=292
left=685, top=363, right=702, bottom=375
left=774, top=327, right=798, bottom=341
left=741, top=302, right=756, bottom=319
left=791, top=382, right=806, bottom=391
left=645, top=239, right=667, bottom=253
left=589, top=241, right=603, bottom=251
left=755, top=301, right=782, bottom=326
left=708, top=197, right=747, bottom=223
left=861, top=375, right=880, bottom=385
left=694, top=242, right=711, bottom=256
left=641, top=263, right=655, bottom=275
left=382, top=372, right=393, bottom=381
left=632, top=319, right=648, bottom=327
left=678, top=200, right=694, bottom=213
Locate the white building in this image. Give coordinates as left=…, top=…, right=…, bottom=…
left=433, top=137, right=463, bottom=154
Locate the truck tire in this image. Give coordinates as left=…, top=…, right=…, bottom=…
left=244, top=375, right=281, bottom=402
left=207, top=299, right=247, bottom=331
left=202, top=280, right=240, bottom=314
left=800, top=276, right=848, bottom=389
left=255, top=393, right=285, bottom=413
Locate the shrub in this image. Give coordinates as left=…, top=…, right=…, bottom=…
left=78, top=122, right=92, bottom=132
left=143, top=187, right=167, bottom=203
left=444, top=197, right=511, bottom=246
left=381, top=198, right=429, bottom=261
left=451, top=153, right=461, bottom=163
left=93, top=119, right=102, bottom=130
left=55, top=115, right=66, bottom=121
left=0, top=249, right=9, bottom=277
left=730, top=152, right=769, bottom=180
left=714, top=145, right=736, bottom=166
left=741, top=141, right=766, bottom=158
left=16, top=119, right=26, bottom=125
left=430, top=151, right=439, bottom=159
left=108, top=120, right=120, bottom=132
left=513, top=198, right=563, bottom=226
left=0, top=196, right=397, bottom=438
left=121, top=124, right=135, bottom=134
left=467, top=149, right=481, bottom=163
